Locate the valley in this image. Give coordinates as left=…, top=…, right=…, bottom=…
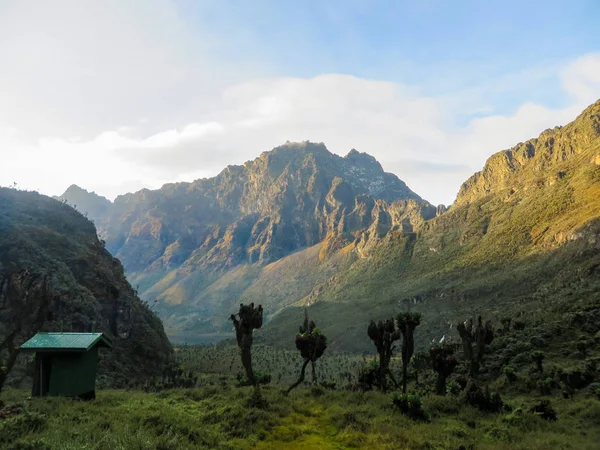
left=2, top=100, right=600, bottom=450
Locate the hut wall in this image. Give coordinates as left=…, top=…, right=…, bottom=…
left=48, top=348, right=99, bottom=397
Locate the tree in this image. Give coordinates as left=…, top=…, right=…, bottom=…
left=367, top=318, right=401, bottom=392
left=531, top=350, right=545, bottom=374
left=411, top=351, right=430, bottom=386
left=396, top=312, right=421, bottom=393
left=230, top=303, right=263, bottom=389
left=456, top=316, right=494, bottom=378
left=286, top=310, right=327, bottom=395
left=0, top=270, right=54, bottom=392
left=430, top=344, right=457, bottom=395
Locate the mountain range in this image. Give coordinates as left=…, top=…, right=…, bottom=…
left=56, top=99, right=600, bottom=352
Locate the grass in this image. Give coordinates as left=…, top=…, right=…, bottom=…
left=2, top=385, right=600, bottom=450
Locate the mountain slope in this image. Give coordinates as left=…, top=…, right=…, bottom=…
left=66, top=141, right=436, bottom=340
left=261, top=99, right=600, bottom=355
left=0, top=188, right=173, bottom=385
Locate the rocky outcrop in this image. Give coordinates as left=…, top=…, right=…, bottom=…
left=456, top=99, right=600, bottom=206
left=77, top=142, right=431, bottom=276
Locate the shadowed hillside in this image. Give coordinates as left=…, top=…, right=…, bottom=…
left=0, top=188, right=173, bottom=386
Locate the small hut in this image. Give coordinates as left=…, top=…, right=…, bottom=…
left=20, top=332, right=112, bottom=399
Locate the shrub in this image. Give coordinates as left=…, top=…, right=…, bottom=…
left=356, top=360, right=380, bottom=391
left=503, top=366, right=517, bottom=383
left=447, top=380, right=462, bottom=396
left=391, top=393, right=428, bottom=421
left=529, top=400, right=557, bottom=421
left=538, top=377, right=554, bottom=395
left=513, top=321, right=526, bottom=331
left=464, top=382, right=504, bottom=413
left=236, top=372, right=271, bottom=387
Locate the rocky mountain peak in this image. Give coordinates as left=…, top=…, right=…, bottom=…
left=56, top=184, right=113, bottom=226
left=455, top=97, right=600, bottom=206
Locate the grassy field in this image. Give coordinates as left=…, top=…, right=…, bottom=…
left=2, top=383, right=600, bottom=450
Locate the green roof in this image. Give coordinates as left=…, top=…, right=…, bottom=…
left=20, top=333, right=113, bottom=352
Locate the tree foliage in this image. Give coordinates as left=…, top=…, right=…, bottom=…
left=367, top=318, right=401, bottom=392
left=230, top=303, right=263, bottom=390
left=286, top=310, right=327, bottom=395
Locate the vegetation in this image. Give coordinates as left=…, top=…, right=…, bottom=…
left=0, top=187, right=173, bottom=387
left=286, top=311, right=327, bottom=395
left=1, top=379, right=599, bottom=449
left=367, top=318, right=401, bottom=392
left=0, top=271, right=54, bottom=391
left=430, top=344, right=458, bottom=395
left=396, top=312, right=421, bottom=393
left=230, top=303, right=264, bottom=391
left=1, top=101, right=600, bottom=448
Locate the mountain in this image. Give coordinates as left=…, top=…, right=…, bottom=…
left=62, top=141, right=438, bottom=341
left=59, top=100, right=600, bottom=356
left=0, top=187, right=173, bottom=385
left=55, top=184, right=113, bottom=228
left=262, top=99, right=600, bottom=354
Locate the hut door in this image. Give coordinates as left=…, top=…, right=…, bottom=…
left=41, top=356, right=52, bottom=395
left=32, top=354, right=52, bottom=396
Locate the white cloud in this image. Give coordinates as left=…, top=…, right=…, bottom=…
left=0, top=0, right=599, bottom=205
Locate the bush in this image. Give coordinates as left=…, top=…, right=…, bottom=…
left=513, top=321, right=526, bottom=331
left=529, top=400, right=557, bottom=421
left=503, top=366, right=517, bottom=383
left=447, top=380, right=462, bottom=396
left=464, top=382, right=504, bottom=413
left=391, top=393, right=428, bottom=421
left=538, top=377, right=554, bottom=395
left=236, top=372, right=271, bottom=387
left=356, top=360, right=379, bottom=391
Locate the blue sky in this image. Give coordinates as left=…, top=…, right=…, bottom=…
left=181, top=0, right=599, bottom=96
left=0, top=0, right=599, bottom=204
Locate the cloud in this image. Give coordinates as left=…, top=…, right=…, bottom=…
left=3, top=54, right=600, bottom=205
left=0, top=0, right=599, bottom=205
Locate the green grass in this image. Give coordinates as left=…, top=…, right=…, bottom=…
left=2, top=385, right=599, bottom=450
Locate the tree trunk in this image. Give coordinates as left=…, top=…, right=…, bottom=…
left=240, top=334, right=255, bottom=386
left=402, top=359, right=408, bottom=394
left=311, top=360, right=317, bottom=384
left=379, top=351, right=387, bottom=392
left=286, top=358, right=310, bottom=395
left=435, top=372, right=446, bottom=395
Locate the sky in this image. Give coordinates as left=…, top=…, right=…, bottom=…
left=1, top=0, right=599, bottom=205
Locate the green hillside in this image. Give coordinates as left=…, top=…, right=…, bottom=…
left=0, top=188, right=173, bottom=386
left=261, top=99, right=600, bottom=358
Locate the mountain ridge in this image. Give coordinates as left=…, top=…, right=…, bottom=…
left=57, top=100, right=600, bottom=348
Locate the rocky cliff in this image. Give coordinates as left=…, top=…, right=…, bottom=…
left=63, top=142, right=436, bottom=339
